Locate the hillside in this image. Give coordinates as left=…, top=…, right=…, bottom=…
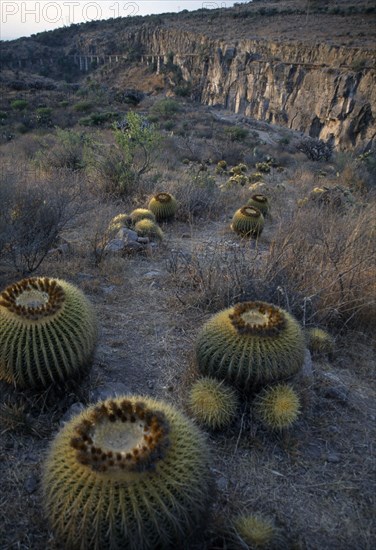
left=1, top=0, right=375, bottom=149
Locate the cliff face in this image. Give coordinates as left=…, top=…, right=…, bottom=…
left=136, top=27, right=376, bottom=151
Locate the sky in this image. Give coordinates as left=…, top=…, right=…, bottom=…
left=0, top=0, right=249, bottom=41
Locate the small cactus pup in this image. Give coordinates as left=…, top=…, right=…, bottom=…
left=215, top=160, right=227, bottom=174
left=148, top=192, right=177, bottom=222
left=231, top=206, right=264, bottom=238
left=233, top=514, right=278, bottom=548
left=188, top=377, right=239, bottom=430
left=129, top=208, right=156, bottom=225
left=247, top=194, right=270, bottom=217
left=43, top=396, right=212, bottom=550
left=195, top=301, right=305, bottom=392
left=108, top=213, right=132, bottom=235
left=254, top=384, right=301, bottom=430
left=230, top=163, right=247, bottom=176
left=305, top=327, right=335, bottom=358
left=134, top=219, right=164, bottom=241
left=0, top=277, right=97, bottom=389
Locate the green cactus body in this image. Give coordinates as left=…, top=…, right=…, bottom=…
left=0, top=277, right=97, bottom=388
left=130, top=208, right=156, bottom=225
left=305, top=327, right=334, bottom=357
left=134, top=219, right=164, bottom=240
left=195, top=301, right=305, bottom=391
left=255, top=384, right=301, bottom=430
left=188, top=377, right=238, bottom=430
left=234, top=514, right=277, bottom=548
left=148, top=193, right=177, bottom=222
left=43, top=396, right=211, bottom=550
left=230, top=164, right=247, bottom=176
left=231, top=206, right=264, bottom=238
left=247, top=194, right=269, bottom=217
left=108, top=213, right=131, bottom=234
left=248, top=172, right=264, bottom=183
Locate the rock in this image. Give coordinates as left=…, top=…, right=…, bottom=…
left=116, top=227, right=138, bottom=242
left=123, top=241, right=145, bottom=254
left=216, top=476, right=228, bottom=492
left=24, top=474, right=38, bottom=494
left=144, top=270, right=161, bottom=279
left=90, top=383, right=130, bottom=402
left=137, top=237, right=150, bottom=244
left=181, top=233, right=191, bottom=239
left=59, top=402, right=85, bottom=425
left=326, top=452, right=341, bottom=463
left=300, top=349, right=314, bottom=381
left=105, top=238, right=125, bottom=253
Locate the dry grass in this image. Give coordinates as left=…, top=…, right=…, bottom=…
left=263, top=201, right=376, bottom=330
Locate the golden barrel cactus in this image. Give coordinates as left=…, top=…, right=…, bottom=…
left=43, top=396, right=212, bottom=550
left=134, top=219, right=164, bottom=240
left=255, top=384, right=301, bottom=430
left=195, top=301, right=305, bottom=392
left=0, top=277, right=97, bottom=388
left=188, top=377, right=239, bottom=430
left=108, top=213, right=131, bottom=234
left=305, top=327, right=334, bottom=357
left=130, top=208, right=156, bottom=225
left=247, top=194, right=269, bottom=217
left=231, top=206, right=264, bottom=238
left=234, top=514, right=278, bottom=548
left=148, top=192, right=177, bottom=222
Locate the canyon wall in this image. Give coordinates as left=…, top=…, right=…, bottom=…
left=135, top=26, right=376, bottom=150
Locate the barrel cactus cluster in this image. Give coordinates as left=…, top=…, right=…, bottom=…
left=43, top=396, right=212, bottom=550
left=191, top=300, right=305, bottom=431
left=108, top=207, right=164, bottom=243
left=0, top=277, right=97, bottom=389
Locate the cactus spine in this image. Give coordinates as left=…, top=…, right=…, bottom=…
left=43, top=396, right=212, bottom=550
left=130, top=208, right=156, bottom=224
left=234, top=514, right=277, bottom=548
left=305, top=327, right=334, bottom=357
left=0, top=277, right=97, bottom=388
left=231, top=206, right=264, bottom=238
left=148, top=193, right=177, bottom=222
left=134, top=219, right=164, bottom=240
left=255, top=384, right=301, bottom=430
left=195, top=301, right=305, bottom=392
left=188, top=377, right=239, bottom=430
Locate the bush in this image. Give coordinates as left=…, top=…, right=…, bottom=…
left=263, top=202, right=375, bottom=329
left=223, top=126, right=248, bottom=142
left=36, top=107, right=53, bottom=126
left=0, top=170, right=87, bottom=274
left=297, top=137, right=333, bottom=161
left=35, top=128, right=93, bottom=171
left=151, top=99, right=180, bottom=118
left=79, top=111, right=119, bottom=127
left=11, top=99, right=28, bottom=111
left=73, top=101, right=93, bottom=113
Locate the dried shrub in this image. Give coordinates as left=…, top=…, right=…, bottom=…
left=167, top=243, right=264, bottom=312
left=0, top=169, right=88, bottom=274
left=262, top=202, right=375, bottom=330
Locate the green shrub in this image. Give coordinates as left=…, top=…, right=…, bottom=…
left=73, top=101, right=93, bottom=113
left=11, top=99, right=28, bottom=111
left=224, top=126, right=248, bottom=142
left=151, top=99, right=180, bottom=117
left=79, top=111, right=118, bottom=127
